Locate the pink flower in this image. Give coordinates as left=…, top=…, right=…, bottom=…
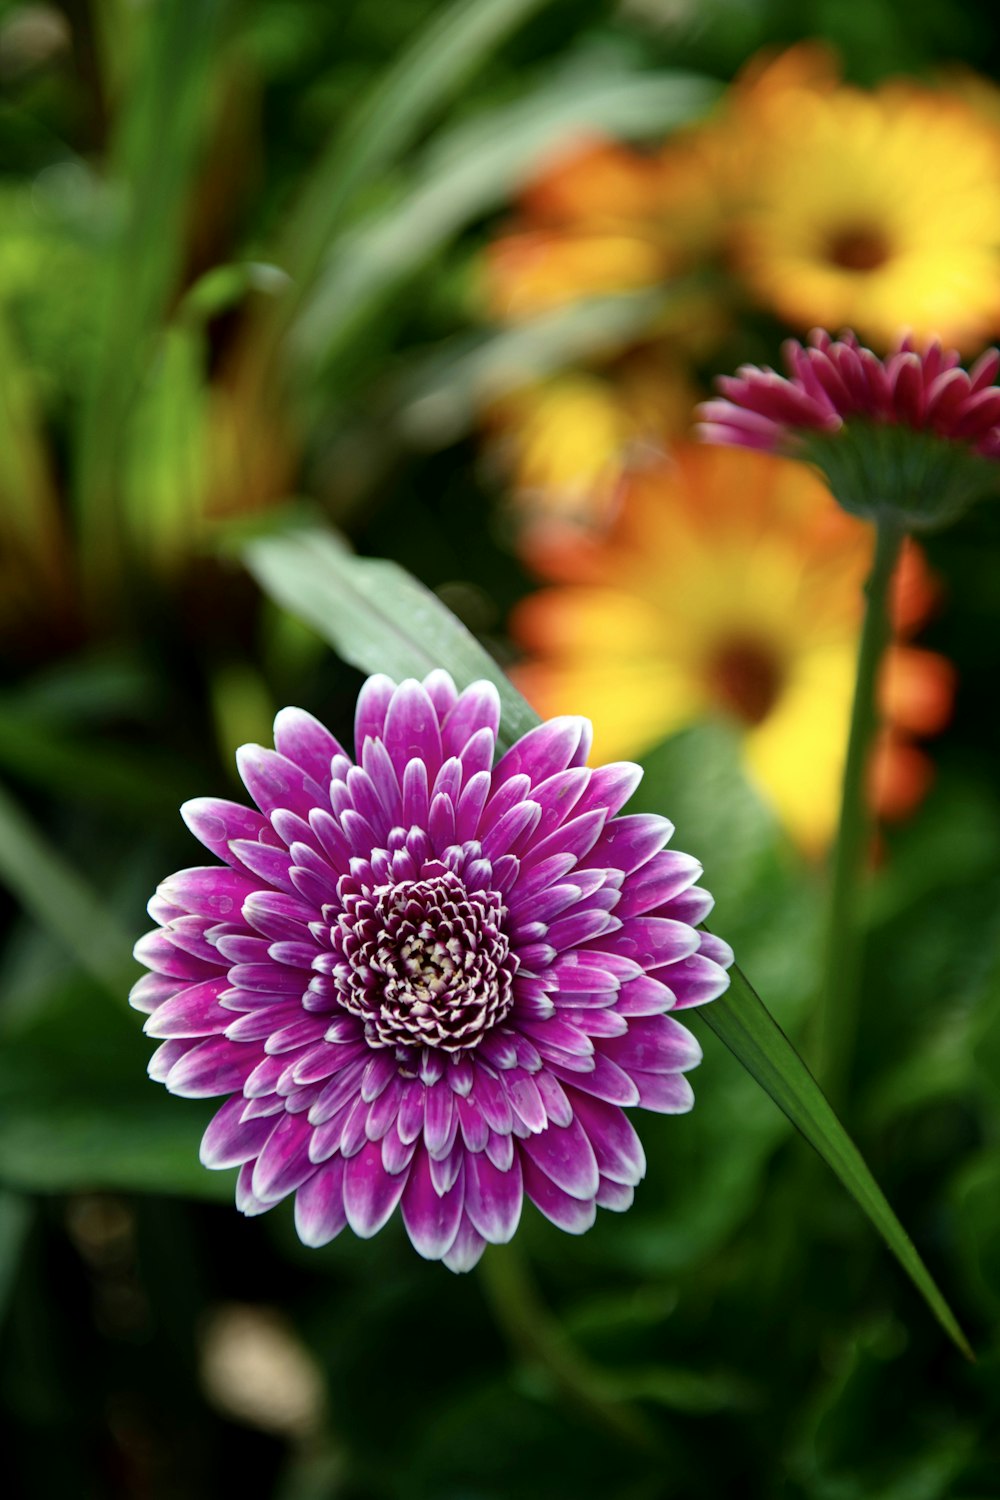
left=698, top=330, right=1000, bottom=455
left=131, top=672, right=732, bottom=1271
left=698, top=331, right=1000, bottom=530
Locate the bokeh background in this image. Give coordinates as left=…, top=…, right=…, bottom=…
left=2, top=0, right=1000, bottom=1495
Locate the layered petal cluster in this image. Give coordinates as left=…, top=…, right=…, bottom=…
left=512, top=445, right=954, bottom=852
left=698, top=332, right=1000, bottom=457
left=699, top=332, right=1000, bottom=529
left=131, top=673, right=732, bottom=1272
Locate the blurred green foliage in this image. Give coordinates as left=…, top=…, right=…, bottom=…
left=1, top=0, right=1000, bottom=1497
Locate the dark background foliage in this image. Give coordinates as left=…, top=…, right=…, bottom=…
left=1, top=1, right=999, bottom=1496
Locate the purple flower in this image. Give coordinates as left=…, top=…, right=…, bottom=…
left=697, top=330, right=1000, bottom=456
left=131, top=672, right=732, bottom=1271
left=697, top=331, right=1000, bottom=529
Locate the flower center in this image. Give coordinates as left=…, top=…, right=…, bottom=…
left=331, top=865, right=517, bottom=1055
left=825, top=223, right=892, bottom=273
left=706, top=636, right=784, bottom=727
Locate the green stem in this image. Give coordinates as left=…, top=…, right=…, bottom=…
left=817, top=517, right=905, bottom=1103
left=478, top=1242, right=662, bottom=1454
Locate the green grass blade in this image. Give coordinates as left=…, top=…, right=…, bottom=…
left=391, top=289, right=676, bottom=447
left=699, top=964, right=973, bottom=1360
left=294, top=67, right=720, bottom=374
left=0, top=304, right=69, bottom=614
left=74, top=0, right=226, bottom=611
left=235, top=0, right=552, bottom=401
left=0, top=780, right=134, bottom=996
left=280, top=0, right=551, bottom=303
left=242, top=527, right=536, bottom=746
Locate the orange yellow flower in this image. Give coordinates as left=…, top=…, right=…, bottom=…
left=511, top=445, right=953, bottom=852
left=484, top=354, right=698, bottom=539
left=727, top=71, right=1000, bottom=349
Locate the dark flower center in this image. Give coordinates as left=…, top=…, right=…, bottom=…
left=331, top=865, right=517, bottom=1055
left=706, top=636, right=784, bottom=727
left=825, top=223, right=892, bottom=273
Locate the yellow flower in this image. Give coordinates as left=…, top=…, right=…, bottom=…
left=484, top=355, right=699, bottom=538
left=511, top=445, right=950, bottom=852
left=729, top=72, right=1000, bottom=349
left=481, top=134, right=727, bottom=322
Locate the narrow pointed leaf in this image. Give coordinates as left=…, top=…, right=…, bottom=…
left=0, top=780, right=134, bottom=996
left=243, top=528, right=536, bottom=747
left=698, top=964, right=972, bottom=1359
left=296, top=68, right=719, bottom=374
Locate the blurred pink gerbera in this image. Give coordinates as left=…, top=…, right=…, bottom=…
left=698, top=331, right=1000, bottom=528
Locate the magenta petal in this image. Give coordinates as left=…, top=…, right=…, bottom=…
left=343, top=1138, right=410, bottom=1237
left=251, top=1110, right=316, bottom=1202
left=200, top=1095, right=278, bottom=1170
left=441, top=1212, right=487, bottom=1273
left=273, top=707, right=345, bottom=786
left=423, top=668, right=459, bottom=720
left=602, top=1015, right=702, bottom=1074
left=584, top=814, right=672, bottom=875
left=521, top=1153, right=597, bottom=1233
left=383, top=679, right=444, bottom=779
left=180, top=797, right=270, bottom=869
left=605, top=916, right=699, bottom=969
left=632, top=1070, right=695, bottom=1113
left=596, top=1178, right=635, bottom=1211
left=493, top=717, right=589, bottom=789
left=132, top=930, right=219, bottom=983
left=521, top=1115, right=599, bottom=1200
left=294, top=1156, right=348, bottom=1247
left=158, top=866, right=261, bottom=921
left=570, top=761, right=642, bottom=820
left=354, top=674, right=396, bottom=754
left=144, top=976, right=230, bottom=1038
left=440, top=682, right=500, bottom=759
left=401, top=1147, right=465, bottom=1260
left=614, top=851, right=702, bottom=918
left=129, top=971, right=182, bottom=1014
left=565, top=1090, right=646, bottom=1184
left=662, top=952, right=732, bottom=1008
left=464, top=1150, right=523, bottom=1243
left=559, top=1051, right=640, bottom=1106
left=165, top=1037, right=257, bottom=1098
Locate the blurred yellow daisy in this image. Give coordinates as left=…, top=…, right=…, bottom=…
left=730, top=76, right=1000, bottom=349
left=484, top=354, right=699, bottom=539
left=511, top=445, right=952, bottom=852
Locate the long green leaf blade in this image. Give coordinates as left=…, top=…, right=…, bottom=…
left=0, top=780, right=134, bottom=995
left=280, top=0, right=551, bottom=301
left=242, top=528, right=536, bottom=745
left=295, top=68, right=720, bottom=373
left=699, top=965, right=973, bottom=1359
left=244, top=527, right=970, bottom=1356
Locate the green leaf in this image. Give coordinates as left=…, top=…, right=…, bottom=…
left=394, top=290, right=670, bottom=449
left=0, top=779, right=134, bottom=995
left=74, top=0, right=227, bottom=608
left=0, top=1190, right=31, bottom=1326
left=246, top=529, right=972, bottom=1355
left=277, top=0, right=553, bottom=307
left=698, top=965, right=973, bottom=1360
left=0, top=974, right=227, bottom=1201
left=242, top=527, right=536, bottom=747
left=295, top=64, right=719, bottom=373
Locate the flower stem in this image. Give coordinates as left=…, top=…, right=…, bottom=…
left=478, top=1242, right=662, bottom=1454
left=817, top=517, right=904, bottom=1104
